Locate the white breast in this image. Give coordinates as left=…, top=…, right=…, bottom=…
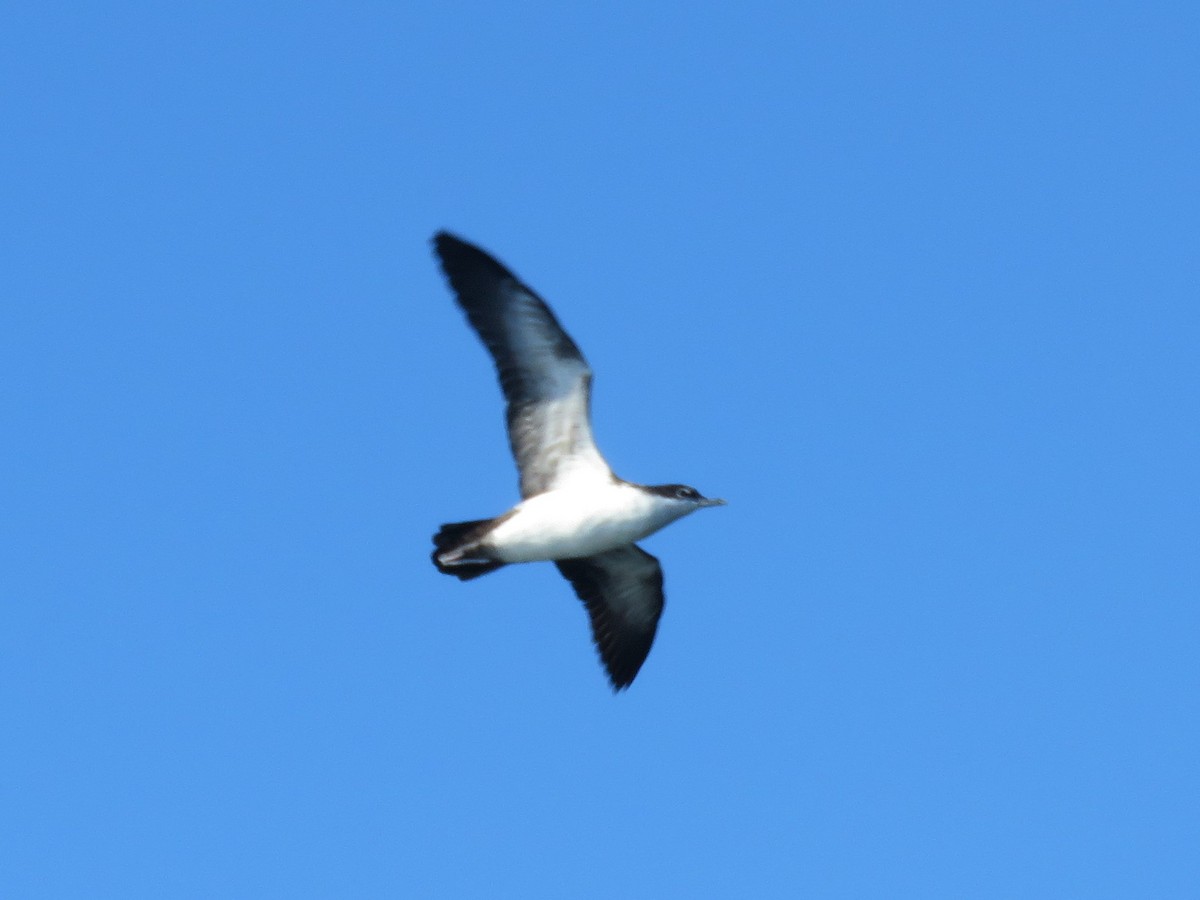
left=487, top=482, right=672, bottom=563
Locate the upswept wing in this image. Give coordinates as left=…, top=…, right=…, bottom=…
left=433, top=232, right=612, bottom=498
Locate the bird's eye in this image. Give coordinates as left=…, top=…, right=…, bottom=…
left=676, top=487, right=697, bottom=500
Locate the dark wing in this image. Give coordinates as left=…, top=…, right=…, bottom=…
left=433, top=232, right=612, bottom=498
left=556, top=545, right=665, bottom=691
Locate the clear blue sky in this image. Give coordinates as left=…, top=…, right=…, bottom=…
left=3, top=2, right=1197, bottom=897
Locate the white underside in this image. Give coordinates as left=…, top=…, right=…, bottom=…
left=486, top=482, right=685, bottom=563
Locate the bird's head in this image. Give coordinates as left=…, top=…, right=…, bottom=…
left=645, top=483, right=727, bottom=519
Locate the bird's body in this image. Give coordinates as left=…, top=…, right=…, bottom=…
left=429, top=232, right=724, bottom=690
left=468, top=481, right=692, bottom=564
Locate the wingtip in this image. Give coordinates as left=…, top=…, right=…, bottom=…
left=431, top=230, right=460, bottom=255
left=431, top=231, right=519, bottom=284
left=600, top=654, right=642, bottom=692
left=607, top=677, right=634, bottom=694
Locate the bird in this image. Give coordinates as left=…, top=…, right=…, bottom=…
left=429, top=232, right=725, bottom=691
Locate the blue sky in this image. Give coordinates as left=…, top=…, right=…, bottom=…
left=3, top=2, right=1198, bottom=896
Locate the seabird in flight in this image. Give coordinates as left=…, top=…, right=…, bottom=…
left=429, top=232, right=725, bottom=691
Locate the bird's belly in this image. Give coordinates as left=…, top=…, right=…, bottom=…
left=487, top=490, right=656, bottom=563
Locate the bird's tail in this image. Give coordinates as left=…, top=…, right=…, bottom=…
left=431, top=519, right=507, bottom=581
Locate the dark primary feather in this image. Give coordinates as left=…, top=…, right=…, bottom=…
left=555, top=545, right=665, bottom=690
left=432, top=232, right=612, bottom=498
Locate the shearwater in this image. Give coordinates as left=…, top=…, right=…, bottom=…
left=429, top=232, right=725, bottom=690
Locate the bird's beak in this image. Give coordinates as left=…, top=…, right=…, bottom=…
left=700, top=497, right=727, bottom=508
